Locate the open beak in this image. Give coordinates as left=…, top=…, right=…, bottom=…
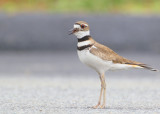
left=68, top=28, right=79, bottom=35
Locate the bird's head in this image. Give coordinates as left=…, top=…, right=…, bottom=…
left=69, top=21, right=90, bottom=38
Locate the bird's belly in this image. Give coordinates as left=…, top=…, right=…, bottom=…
left=77, top=49, right=112, bottom=74
left=77, top=50, right=134, bottom=74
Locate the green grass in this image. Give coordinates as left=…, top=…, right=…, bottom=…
left=1, top=0, right=160, bottom=14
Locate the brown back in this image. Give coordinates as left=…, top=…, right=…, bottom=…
left=90, top=40, right=141, bottom=65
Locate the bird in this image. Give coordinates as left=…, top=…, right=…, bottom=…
left=69, top=21, right=157, bottom=109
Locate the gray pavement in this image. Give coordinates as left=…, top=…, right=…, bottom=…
left=0, top=51, right=160, bottom=114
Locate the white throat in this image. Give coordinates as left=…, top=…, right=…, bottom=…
left=74, top=30, right=90, bottom=39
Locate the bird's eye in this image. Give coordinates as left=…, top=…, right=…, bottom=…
left=81, top=24, right=85, bottom=29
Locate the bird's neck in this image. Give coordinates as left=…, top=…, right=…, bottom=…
left=75, top=31, right=90, bottom=39
left=77, top=34, right=95, bottom=50
left=78, top=35, right=91, bottom=42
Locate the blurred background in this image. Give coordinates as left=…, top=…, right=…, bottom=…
left=0, top=0, right=160, bottom=113
left=0, top=0, right=159, bottom=76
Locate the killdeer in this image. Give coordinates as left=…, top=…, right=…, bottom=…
left=69, top=21, right=157, bottom=109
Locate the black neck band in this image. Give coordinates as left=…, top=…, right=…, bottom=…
left=78, top=35, right=91, bottom=42
left=77, top=44, right=93, bottom=51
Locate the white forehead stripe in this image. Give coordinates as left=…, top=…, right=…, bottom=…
left=74, top=24, right=81, bottom=29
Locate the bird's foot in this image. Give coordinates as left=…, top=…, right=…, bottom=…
left=92, top=102, right=100, bottom=109
left=99, top=104, right=105, bottom=109
left=92, top=104, right=105, bottom=109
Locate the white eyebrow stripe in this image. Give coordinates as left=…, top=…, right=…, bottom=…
left=83, top=24, right=88, bottom=26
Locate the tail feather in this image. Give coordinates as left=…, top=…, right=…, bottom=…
left=138, top=64, right=158, bottom=71
left=126, top=63, right=158, bottom=71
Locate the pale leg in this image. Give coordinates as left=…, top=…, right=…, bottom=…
left=100, top=74, right=106, bottom=108
left=93, top=73, right=106, bottom=109
left=93, top=85, right=103, bottom=108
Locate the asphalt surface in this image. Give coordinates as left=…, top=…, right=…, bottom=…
left=0, top=51, right=160, bottom=114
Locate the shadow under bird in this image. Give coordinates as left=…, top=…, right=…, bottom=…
left=69, top=21, right=157, bottom=109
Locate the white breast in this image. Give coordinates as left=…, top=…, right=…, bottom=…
left=77, top=49, right=112, bottom=74
left=77, top=49, right=137, bottom=74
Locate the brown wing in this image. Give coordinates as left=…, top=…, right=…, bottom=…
left=90, top=41, right=141, bottom=65
left=89, top=39, right=157, bottom=71
left=90, top=41, right=157, bottom=71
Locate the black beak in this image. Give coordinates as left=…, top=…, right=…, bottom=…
left=68, top=28, right=74, bottom=35
left=68, top=28, right=79, bottom=35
